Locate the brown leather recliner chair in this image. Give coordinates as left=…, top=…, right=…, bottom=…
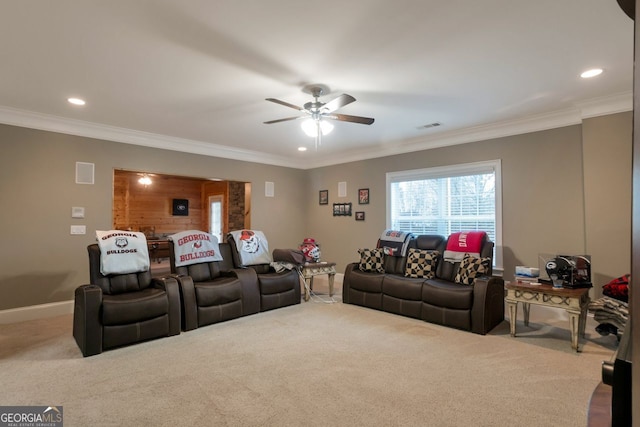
left=73, top=244, right=181, bottom=357
left=227, top=233, right=301, bottom=311
left=168, top=241, right=260, bottom=331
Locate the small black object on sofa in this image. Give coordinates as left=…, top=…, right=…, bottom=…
left=343, top=234, right=504, bottom=334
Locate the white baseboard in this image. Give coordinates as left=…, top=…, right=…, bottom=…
left=0, top=300, right=74, bottom=324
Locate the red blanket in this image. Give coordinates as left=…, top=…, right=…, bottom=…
left=443, top=231, right=487, bottom=261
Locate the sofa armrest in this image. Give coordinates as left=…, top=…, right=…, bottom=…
left=152, top=276, right=182, bottom=335
left=73, top=284, right=103, bottom=357
left=342, top=263, right=360, bottom=304
left=471, top=276, right=505, bottom=334
left=229, top=268, right=261, bottom=315
left=169, top=274, right=197, bottom=331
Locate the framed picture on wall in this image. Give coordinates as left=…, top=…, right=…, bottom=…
left=333, top=202, right=352, bottom=216
left=172, top=199, right=189, bottom=216
left=355, top=211, right=365, bottom=221
left=319, top=189, right=328, bottom=205
left=358, top=188, right=369, bottom=204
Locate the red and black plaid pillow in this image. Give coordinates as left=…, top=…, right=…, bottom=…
left=602, top=274, right=630, bottom=303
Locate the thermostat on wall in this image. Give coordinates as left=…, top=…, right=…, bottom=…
left=71, top=206, right=85, bottom=218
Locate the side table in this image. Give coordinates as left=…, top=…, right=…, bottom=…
left=301, top=262, right=336, bottom=302
left=505, top=281, right=590, bottom=352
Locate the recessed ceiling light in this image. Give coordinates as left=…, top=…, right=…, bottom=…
left=580, top=68, right=603, bottom=79
left=298, top=147, right=307, bottom=152
left=67, top=97, right=86, bottom=106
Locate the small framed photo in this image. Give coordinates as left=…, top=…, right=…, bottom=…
left=319, top=190, right=328, bottom=205
left=172, top=199, right=189, bottom=216
left=355, top=211, right=365, bottom=221
left=332, top=202, right=352, bottom=216
left=358, top=188, right=369, bottom=205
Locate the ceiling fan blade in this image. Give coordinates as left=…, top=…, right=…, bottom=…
left=328, top=113, right=375, bottom=125
left=265, top=98, right=305, bottom=111
left=263, top=116, right=302, bottom=124
left=321, top=94, right=356, bottom=113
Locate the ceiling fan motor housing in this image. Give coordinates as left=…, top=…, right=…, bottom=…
left=304, top=101, right=325, bottom=111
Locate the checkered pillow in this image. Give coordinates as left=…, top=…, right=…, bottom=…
left=404, top=249, right=439, bottom=278
left=358, top=248, right=385, bottom=273
left=454, top=253, right=491, bottom=285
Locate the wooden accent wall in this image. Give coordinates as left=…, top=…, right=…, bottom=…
left=113, top=170, right=250, bottom=237
left=113, top=170, right=205, bottom=235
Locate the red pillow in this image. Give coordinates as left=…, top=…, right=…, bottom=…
left=602, top=274, right=630, bottom=303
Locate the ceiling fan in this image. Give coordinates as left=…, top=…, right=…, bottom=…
left=264, top=84, right=375, bottom=149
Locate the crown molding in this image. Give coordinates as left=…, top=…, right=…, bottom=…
left=0, top=91, right=632, bottom=170
left=574, top=91, right=633, bottom=118
left=305, top=91, right=633, bottom=169
left=0, top=106, right=295, bottom=168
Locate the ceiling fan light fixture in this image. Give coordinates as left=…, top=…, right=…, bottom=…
left=301, top=118, right=334, bottom=137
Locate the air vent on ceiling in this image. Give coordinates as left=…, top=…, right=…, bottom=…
left=418, top=122, right=442, bottom=130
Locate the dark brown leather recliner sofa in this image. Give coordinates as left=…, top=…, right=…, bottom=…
left=343, top=234, right=504, bottom=334
left=227, top=236, right=301, bottom=312
left=73, top=244, right=182, bottom=357
left=169, top=239, right=301, bottom=331
left=169, top=241, right=261, bottom=331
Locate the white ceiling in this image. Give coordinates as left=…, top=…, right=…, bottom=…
left=0, top=1, right=634, bottom=169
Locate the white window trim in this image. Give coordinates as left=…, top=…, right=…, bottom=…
left=386, top=159, right=503, bottom=270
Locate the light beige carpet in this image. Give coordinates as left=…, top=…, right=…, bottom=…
left=0, top=283, right=618, bottom=427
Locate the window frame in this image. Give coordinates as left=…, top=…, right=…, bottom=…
left=386, top=159, right=503, bottom=270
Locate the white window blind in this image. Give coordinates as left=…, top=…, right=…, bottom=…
left=386, top=160, right=502, bottom=268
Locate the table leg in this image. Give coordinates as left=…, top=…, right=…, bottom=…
left=328, top=273, right=335, bottom=297
left=568, top=310, right=580, bottom=351
left=303, top=278, right=310, bottom=302
left=507, top=301, right=517, bottom=337
left=522, top=302, right=530, bottom=327
left=579, top=305, right=588, bottom=338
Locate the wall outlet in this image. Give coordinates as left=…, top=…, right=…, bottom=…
left=70, top=225, right=86, bottom=235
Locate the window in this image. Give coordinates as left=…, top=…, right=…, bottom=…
left=387, top=160, right=502, bottom=269
left=209, top=195, right=223, bottom=242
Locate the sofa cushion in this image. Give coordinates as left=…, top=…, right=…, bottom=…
left=358, top=248, right=385, bottom=273
left=454, top=253, right=491, bottom=285
left=404, top=249, right=439, bottom=279
left=194, top=277, right=243, bottom=307
left=383, top=275, right=424, bottom=300
left=102, top=288, right=168, bottom=325
left=415, top=235, right=446, bottom=251
left=348, top=269, right=384, bottom=293
left=422, top=279, right=474, bottom=310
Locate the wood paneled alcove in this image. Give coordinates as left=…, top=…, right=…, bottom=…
left=112, top=169, right=251, bottom=238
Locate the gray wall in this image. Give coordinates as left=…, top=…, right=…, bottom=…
left=0, top=111, right=632, bottom=310
left=0, top=124, right=307, bottom=310
left=307, top=112, right=632, bottom=299
left=582, top=113, right=632, bottom=288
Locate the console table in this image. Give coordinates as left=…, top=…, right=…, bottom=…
left=300, top=262, right=336, bottom=302
left=147, top=239, right=170, bottom=263
left=505, top=281, right=590, bottom=352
